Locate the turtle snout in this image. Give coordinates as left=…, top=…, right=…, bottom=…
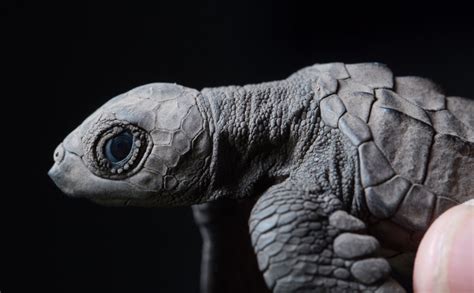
left=53, top=143, right=65, bottom=164
left=48, top=142, right=79, bottom=196
left=48, top=143, right=69, bottom=193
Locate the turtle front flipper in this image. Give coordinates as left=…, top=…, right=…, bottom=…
left=249, top=180, right=405, bottom=292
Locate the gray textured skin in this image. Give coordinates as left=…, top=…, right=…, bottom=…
left=49, top=63, right=474, bottom=292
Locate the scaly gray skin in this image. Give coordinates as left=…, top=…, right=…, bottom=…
left=49, top=62, right=474, bottom=293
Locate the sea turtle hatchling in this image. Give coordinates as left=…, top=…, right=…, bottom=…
left=49, top=63, right=473, bottom=292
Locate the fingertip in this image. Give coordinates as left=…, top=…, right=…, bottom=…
left=414, top=201, right=474, bottom=293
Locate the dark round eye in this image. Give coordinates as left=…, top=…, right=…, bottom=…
left=104, top=131, right=134, bottom=163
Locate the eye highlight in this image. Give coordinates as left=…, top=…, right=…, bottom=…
left=104, top=130, right=134, bottom=164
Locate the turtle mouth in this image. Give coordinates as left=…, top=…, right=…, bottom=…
left=48, top=145, right=139, bottom=199
left=48, top=143, right=159, bottom=208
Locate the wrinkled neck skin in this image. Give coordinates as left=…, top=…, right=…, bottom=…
left=198, top=79, right=360, bottom=210
left=200, top=81, right=295, bottom=201
left=197, top=80, right=326, bottom=198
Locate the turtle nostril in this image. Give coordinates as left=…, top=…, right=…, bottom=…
left=53, top=143, right=66, bottom=164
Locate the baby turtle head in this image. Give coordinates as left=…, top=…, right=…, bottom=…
left=48, top=83, right=212, bottom=207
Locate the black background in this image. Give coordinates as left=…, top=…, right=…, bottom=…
left=4, top=1, right=473, bottom=292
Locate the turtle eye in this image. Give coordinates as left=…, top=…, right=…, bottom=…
left=84, top=121, right=151, bottom=178
left=104, top=130, right=134, bottom=164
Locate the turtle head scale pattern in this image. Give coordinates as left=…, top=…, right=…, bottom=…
left=48, top=83, right=213, bottom=207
